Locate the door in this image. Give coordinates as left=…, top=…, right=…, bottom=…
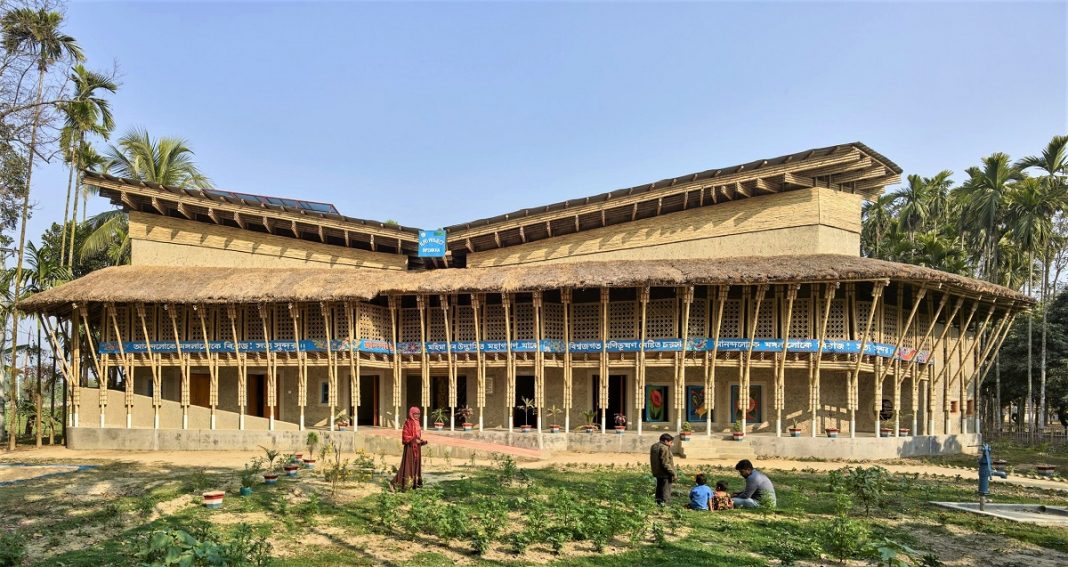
left=513, top=375, right=536, bottom=428
left=246, top=374, right=269, bottom=418
left=190, top=373, right=211, bottom=408
left=406, top=375, right=422, bottom=413
left=592, top=375, right=626, bottom=423
left=357, top=375, right=378, bottom=426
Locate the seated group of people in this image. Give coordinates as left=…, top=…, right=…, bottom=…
left=688, top=459, right=776, bottom=511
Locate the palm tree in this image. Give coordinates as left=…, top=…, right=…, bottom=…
left=1017, top=135, right=1068, bottom=429
left=956, top=153, right=1024, bottom=281
left=81, top=129, right=210, bottom=265
left=861, top=192, right=898, bottom=258
left=1, top=7, right=83, bottom=450
left=891, top=174, right=932, bottom=240
left=59, top=65, right=117, bottom=267
left=24, top=241, right=71, bottom=447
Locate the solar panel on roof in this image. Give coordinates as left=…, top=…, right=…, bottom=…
left=203, top=190, right=340, bottom=214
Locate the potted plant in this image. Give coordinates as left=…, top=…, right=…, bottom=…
left=456, top=405, right=475, bottom=431
left=202, top=490, right=225, bottom=509
left=239, top=458, right=263, bottom=496
left=788, top=419, right=802, bottom=438
left=580, top=409, right=597, bottom=434
left=304, top=432, right=320, bottom=468
left=898, top=413, right=912, bottom=436
left=825, top=426, right=840, bottom=438
left=879, top=417, right=894, bottom=438
left=517, top=397, right=536, bottom=432
left=283, top=454, right=300, bottom=478
left=430, top=407, right=449, bottom=431
left=731, top=419, right=745, bottom=441
left=260, top=446, right=281, bottom=485
left=613, top=413, right=627, bottom=434
left=679, top=421, right=693, bottom=441
left=544, top=405, right=563, bottom=433
left=1037, top=464, right=1057, bottom=478
left=335, top=410, right=351, bottom=431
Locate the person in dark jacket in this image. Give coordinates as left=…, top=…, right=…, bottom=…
left=650, top=433, right=677, bottom=505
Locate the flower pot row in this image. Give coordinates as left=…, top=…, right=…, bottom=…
left=432, top=422, right=477, bottom=431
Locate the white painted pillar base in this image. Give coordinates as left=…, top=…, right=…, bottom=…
left=775, top=417, right=782, bottom=438
left=707, top=413, right=712, bottom=437
left=299, top=408, right=305, bottom=431
left=537, top=414, right=543, bottom=449
left=329, top=405, right=335, bottom=431
left=153, top=409, right=159, bottom=430
left=239, top=410, right=245, bottom=431
left=422, top=408, right=427, bottom=431
left=182, top=409, right=188, bottom=430
left=72, top=410, right=79, bottom=428
left=210, top=410, right=216, bottom=431
left=126, top=411, right=132, bottom=429
left=100, top=412, right=105, bottom=428
left=564, top=414, right=570, bottom=433
left=269, top=415, right=275, bottom=431
left=478, top=408, right=483, bottom=431
left=450, top=406, right=454, bottom=432
left=637, top=419, right=643, bottom=436
left=850, top=415, right=856, bottom=438
left=601, top=411, right=606, bottom=434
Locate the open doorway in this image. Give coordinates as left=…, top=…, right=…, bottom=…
left=246, top=374, right=271, bottom=418
left=356, top=375, right=379, bottom=426
left=592, top=375, right=627, bottom=423
left=512, top=375, right=536, bottom=428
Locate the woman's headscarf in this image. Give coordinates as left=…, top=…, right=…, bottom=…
left=402, top=406, right=422, bottom=444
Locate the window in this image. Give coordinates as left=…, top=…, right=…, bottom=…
left=320, top=381, right=330, bottom=405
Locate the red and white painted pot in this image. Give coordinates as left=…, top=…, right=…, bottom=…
left=433, top=422, right=444, bottom=431
left=731, top=431, right=745, bottom=441
left=549, top=425, right=561, bottom=433
left=520, top=425, right=533, bottom=433
left=263, top=473, right=279, bottom=485
left=788, top=428, right=802, bottom=438
left=898, top=428, right=911, bottom=437
left=1037, top=465, right=1057, bottom=478
left=303, top=458, right=316, bottom=469
left=614, top=426, right=626, bottom=435
left=462, top=423, right=474, bottom=432
left=679, top=431, right=692, bottom=441
left=826, top=428, right=840, bottom=438
left=202, top=490, right=225, bottom=509
left=284, top=464, right=299, bottom=478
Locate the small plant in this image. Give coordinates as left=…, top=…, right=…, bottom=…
left=822, top=501, right=870, bottom=562
left=334, top=409, right=350, bottom=429
left=321, top=442, right=353, bottom=497
left=544, top=405, right=563, bottom=431
left=260, top=446, right=280, bottom=473
left=456, top=404, right=474, bottom=429
left=0, top=529, right=27, bottom=566
left=305, top=431, right=320, bottom=457
left=581, top=409, right=597, bottom=431
left=732, top=419, right=744, bottom=432
left=430, top=407, right=449, bottom=428
left=240, top=458, right=264, bottom=490
left=517, top=397, right=537, bottom=429
left=680, top=420, right=693, bottom=432
left=613, top=412, right=627, bottom=429
left=136, top=523, right=271, bottom=567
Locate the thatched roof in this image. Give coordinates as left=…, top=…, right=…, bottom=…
left=20, top=255, right=1029, bottom=313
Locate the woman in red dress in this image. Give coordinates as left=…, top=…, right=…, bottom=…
left=391, top=406, right=427, bottom=491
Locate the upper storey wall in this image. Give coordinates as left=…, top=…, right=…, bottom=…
left=466, top=186, right=862, bottom=268
left=128, top=211, right=407, bottom=270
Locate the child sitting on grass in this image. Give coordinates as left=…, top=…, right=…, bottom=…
left=712, top=480, right=734, bottom=510
left=688, top=473, right=713, bottom=510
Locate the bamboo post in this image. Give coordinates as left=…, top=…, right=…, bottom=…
left=389, top=295, right=401, bottom=429
left=599, top=287, right=609, bottom=434
left=442, top=295, right=455, bottom=431
left=809, top=284, right=836, bottom=437
left=707, top=286, right=727, bottom=436
left=472, top=294, right=485, bottom=431
left=258, top=304, right=276, bottom=431
left=777, top=284, right=800, bottom=437
left=534, top=291, right=544, bottom=446
left=166, top=305, right=188, bottom=430
left=948, top=304, right=995, bottom=434
left=42, top=316, right=77, bottom=428
left=226, top=305, right=245, bottom=431
left=966, top=306, right=1012, bottom=436
left=740, top=285, right=766, bottom=436
left=562, top=289, right=572, bottom=433
left=974, top=311, right=1017, bottom=434
left=70, top=305, right=82, bottom=428
left=347, top=301, right=358, bottom=433
left=676, top=286, right=694, bottom=432
left=939, top=301, right=979, bottom=434
left=106, top=303, right=134, bottom=430
left=195, top=306, right=218, bottom=430
left=896, top=292, right=948, bottom=436
left=503, top=292, right=514, bottom=433
left=923, top=297, right=965, bottom=435
left=322, top=302, right=337, bottom=432
left=872, top=286, right=927, bottom=436
left=417, top=295, right=429, bottom=430
left=637, top=287, right=649, bottom=437
left=288, top=303, right=305, bottom=431
left=136, top=303, right=162, bottom=430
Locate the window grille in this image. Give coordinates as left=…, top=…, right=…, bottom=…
left=513, top=302, right=535, bottom=340
left=332, top=304, right=351, bottom=340
left=454, top=307, right=476, bottom=341
left=274, top=304, right=295, bottom=341
left=788, top=298, right=811, bottom=337
left=826, top=299, right=848, bottom=339
left=303, top=306, right=326, bottom=340
left=572, top=303, right=600, bottom=341
left=646, top=298, right=676, bottom=338
left=188, top=306, right=212, bottom=342
left=108, top=305, right=130, bottom=342
left=358, top=303, right=390, bottom=341
left=756, top=299, right=776, bottom=338
left=543, top=302, right=565, bottom=340
left=158, top=307, right=178, bottom=343
left=883, top=308, right=899, bottom=343
left=400, top=308, right=422, bottom=342
left=132, top=306, right=155, bottom=343
left=688, top=298, right=707, bottom=337
left=242, top=305, right=265, bottom=341
left=608, top=301, right=637, bottom=340
left=855, top=301, right=874, bottom=341
left=428, top=307, right=447, bottom=341
left=483, top=304, right=507, bottom=341
left=721, top=299, right=742, bottom=337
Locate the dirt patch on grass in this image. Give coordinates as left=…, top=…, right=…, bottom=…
left=910, top=523, right=1068, bottom=566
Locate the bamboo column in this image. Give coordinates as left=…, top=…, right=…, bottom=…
left=43, top=316, right=77, bottom=430
left=105, top=303, right=134, bottom=429
left=562, top=289, right=572, bottom=433
left=442, top=295, right=455, bottom=431
left=808, top=284, right=836, bottom=437
left=896, top=292, right=948, bottom=436
left=285, top=303, right=305, bottom=430
left=226, top=305, right=246, bottom=431
left=77, top=306, right=103, bottom=428
left=939, top=301, right=979, bottom=434
left=637, top=287, right=649, bottom=437
left=948, top=304, right=995, bottom=434
left=472, top=294, right=485, bottom=431
left=534, top=291, right=544, bottom=445
left=676, top=286, right=694, bottom=432
left=740, top=285, right=766, bottom=436
left=167, top=305, right=189, bottom=430
left=965, top=306, right=1012, bottom=436
left=777, top=284, right=800, bottom=437
left=973, top=310, right=1017, bottom=434
left=195, top=306, right=219, bottom=430
left=70, top=305, right=82, bottom=428
left=258, top=304, right=276, bottom=431
left=388, top=295, right=401, bottom=429
left=502, top=293, right=514, bottom=432
left=347, top=301, right=359, bottom=433
left=707, top=286, right=726, bottom=436
left=322, top=302, right=337, bottom=431
left=872, top=286, right=927, bottom=436
left=924, top=297, right=965, bottom=435
left=137, top=303, right=162, bottom=430
left=417, top=295, right=429, bottom=430
left=599, top=287, right=609, bottom=434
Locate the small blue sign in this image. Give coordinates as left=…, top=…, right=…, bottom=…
left=418, top=229, right=447, bottom=257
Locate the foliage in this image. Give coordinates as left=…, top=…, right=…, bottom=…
left=0, top=529, right=26, bottom=567
left=455, top=404, right=473, bottom=424
left=321, top=441, right=354, bottom=497
left=613, top=412, right=627, bottom=427
left=822, top=506, right=871, bottom=562
left=259, top=446, right=280, bottom=473
left=516, top=396, right=536, bottom=427
left=829, top=465, right=891, bottom=516
left=305, top=431, right=319, bottom=456
left=135, top=523, right=271, bottom=567
left=240, top=458, right=264, bottom=489
left=581, top=409, right=596, bottom=428
left=430, top=407, right=449, bottom=425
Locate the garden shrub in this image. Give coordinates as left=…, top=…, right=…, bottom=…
left=830, top=465, right=891, bottom=516
left=0, top=530, right=26, bottom=567
left=135, top=523, right=271, bottom=566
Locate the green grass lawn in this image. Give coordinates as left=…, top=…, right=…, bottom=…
left=2, top=455, right=1067, bottom=566
left=899, top=438, right=1068, bottom=476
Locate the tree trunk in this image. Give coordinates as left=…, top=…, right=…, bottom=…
left=1039, top=250, right=1050, bottom=430
left=49, top=347, right=56, bottom=445
left=6, top=64, right=46, bottom=451
left=59, top=148, right=75, bottom=266
left=68, top=135, right=83, bottom=268
left=996, top=353, right=1002, bottom=432
left=1026, top=251, right=1034, bottom=434
left=35, top=321, right=42, bottom=448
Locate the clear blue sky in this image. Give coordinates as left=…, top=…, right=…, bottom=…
left=29, top=0, right=1068, bottom=239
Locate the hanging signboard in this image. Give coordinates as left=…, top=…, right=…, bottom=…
left=418, top=229, right=447, bottom=257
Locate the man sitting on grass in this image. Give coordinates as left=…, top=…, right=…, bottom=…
left=731, top=459, right=776, bottom=509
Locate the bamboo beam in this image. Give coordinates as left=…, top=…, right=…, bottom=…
left=227, top=304, right=246, bottom=430
left=503, top=292, right=514, bottom=433
left=562, top=289, right=572, bottom=433
left=810, top=284, right=837, bottom=437
left=42, top=316, right=77, bottom=427
left=322, top=302, right=337, bottom=431
left=740, top=285, right=767, bottom=435
left=949, top=305, right=995, bottom=434
left=442, top=295, right=455, bottom=431
left=637, top=286, right=649, bottom=437
left=106, top=303, right=133, bottom=429
left=472, top=294, right=485, bottom=430
left=347, top=301, right=358, bottom=432
left=389, top=296, right=401, bottom=429
left=137, top=303, right=163, bottom=430
left=534, top=291, right=544, bottom=444
left=599, top=287, right=609, bottom=433
left=258, top=303, right=277, bottom=430
left=895, top=291, right=948, bottom=436
left=872, top=286, right=927, bottom=435
left=417, top=295, right=429, bottom=430
left=938, top=301, right=979, bottom=434
left=288, top=303, right=306, bottom=430
left=676, top=286, right=694, bottom=431
left=166, top=304, right=189, bottom=429
left=965, top=306, right=1013, bottom=434
left=197, top=305, right=219, bottom=430
left=70, top=305, right=82, bottom=427
left=923, top=296, right=965, bottom=435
